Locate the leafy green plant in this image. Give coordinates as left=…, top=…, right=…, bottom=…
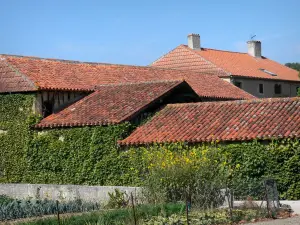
left=0, top=198, right=100, bottom=221
left=0, top=195, right=14, bottom=205
left=1, top=94, right=300, bottom=200
left=18, top=203, right=184, bottom=225
left=129, top=143, right=227, bottom=208
left=105, top=189, right=129, bottom=209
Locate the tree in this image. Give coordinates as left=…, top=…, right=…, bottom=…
left=285, top=63, right=300, bottom=86
left=285, top=63, right=300, bottom=71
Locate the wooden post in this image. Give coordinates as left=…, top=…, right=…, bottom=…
left=56, top=200, right=61, bottom=225
left=131, top=192, right=137, bottom=225
left=264, top=181, right=272, bottom=218
left=186, top=197, right=189, bottom=225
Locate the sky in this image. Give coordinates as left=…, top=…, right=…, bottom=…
left=1, top=0, right=299, bottom=65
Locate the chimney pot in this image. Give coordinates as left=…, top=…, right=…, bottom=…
left=188, top=34, right=201, bottom=50
left=247, top=40, right=262, bottom=58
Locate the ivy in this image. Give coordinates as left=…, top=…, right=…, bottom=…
left=25, top=124, right=135, bottom=185
left=127, top=141, right=300, bottom=200
left=0, top=93, right=36, bottom=182
left=0, top=94, right=300, bottom=200
left=0, top=93, right=137, bottom=186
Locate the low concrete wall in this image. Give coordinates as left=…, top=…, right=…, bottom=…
left=0, top=183, right=140, bottom=203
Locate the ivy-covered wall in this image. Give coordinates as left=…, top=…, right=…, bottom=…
left=0, top=93, right=37, bottom=182
left=0, top=93, right=137, bottom=186
left=26, top=124, right=136, bottom=185
left=0, top=94, right=299, bottom=200
left=220, top=140, right=300, bottom=200
left=127, top=141, right=300, bottom=200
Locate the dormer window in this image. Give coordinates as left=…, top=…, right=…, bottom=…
left=259, top=69, right=277, bottom=76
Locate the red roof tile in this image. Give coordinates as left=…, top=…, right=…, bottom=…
left=120, top=97, right=300, bottom=145
left=36, top=80, right=187, bottom=128
left=152, top=45, right=300, bottom=82
left=0, top=54, right=254, bottom=100
left=0, top=58, right=36, bottom=92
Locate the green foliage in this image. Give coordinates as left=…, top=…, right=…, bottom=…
left=1, top=94, right=300, bottom=200
left=219, top=140, right=300, bottom=200
left=0, top=195, right=14, bottom=205
left=20, top=212, right=102, bottom=225
left=25, top=124, right=134, bottom=185
left=128, top=143, right=226, bottom=207
left=142, top=209, right=268, bottom=225
left=285, top=62, right=300, bottom=71
left=127, top=140, right=300, bottom=201
left=105, top=189, right=129, bottom=209
left=18, top=203, right=184, bottom=225
left=285, top=62, right=300, bottom=79
left=0, top=93, right=137, bottom=186
left=0, top=198, right=100, bottom=221
left=0, top=93, right=37, bottom=183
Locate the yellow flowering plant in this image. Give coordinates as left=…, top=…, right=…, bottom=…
left=128, top=143, right=229, bottom=208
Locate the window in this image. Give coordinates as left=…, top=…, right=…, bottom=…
left=274, top=84, right=282, bottom=94
left=259, top=84, right=264, bottom=94
left=42, top=101, right=54, bottom=117
left=234, top=81, right=242, bottom=88
left=259, top=68, right=277, bottom=76
left=297, top=87, right=300, bottom=96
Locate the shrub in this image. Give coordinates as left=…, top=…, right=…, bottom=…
left=105, top=189, right=129, bottom=209
left=129, top=143, right=227, bottom=208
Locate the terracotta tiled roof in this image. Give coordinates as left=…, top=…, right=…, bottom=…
left=120, top=97, right=300, bottom=145
left=152, top=45, right=300, bottom=82
left=0, top=54, right=254, bottom=100
left=36, top=80, right=187, bottom=128
left=0, top=58, right=36, bottom=92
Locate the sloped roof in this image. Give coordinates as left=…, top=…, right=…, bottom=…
left=36, top=80, right=187, bottom=128
left=120, top=97, right=300, bottom=145
left=0, top=54, right=254, bottom=100
left=152, top=45, right=300, bottom=82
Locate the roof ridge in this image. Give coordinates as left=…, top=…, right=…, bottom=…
left=0, top=53, right=218, bottom=75
left=181, top=45, right=249, bottom=54
left=166, top=97, right=300, bottom=107
left=95, top=79, right=184, bottom=88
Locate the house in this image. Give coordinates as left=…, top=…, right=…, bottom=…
left=0, top=54, right=254, bottom=119
left=119, top=97, right=300, bottom=146
left=151, top=34, right=300, bottom=98
left=1, top=53, right=299, bottom=187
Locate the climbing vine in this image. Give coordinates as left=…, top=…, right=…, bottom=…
left=0, top=94, right=299, bottom=200
left=25, top=124, right=136, bottom=185
left=0, top=93, right=137, bottom=185
left=126, top=141, right=300, bottom=200
left=0, top=93, right=37, bottom=182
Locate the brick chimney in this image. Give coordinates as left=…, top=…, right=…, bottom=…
left=247, top=40, right=262, bottom=58
left=188, top=34, right=201, bottom=50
